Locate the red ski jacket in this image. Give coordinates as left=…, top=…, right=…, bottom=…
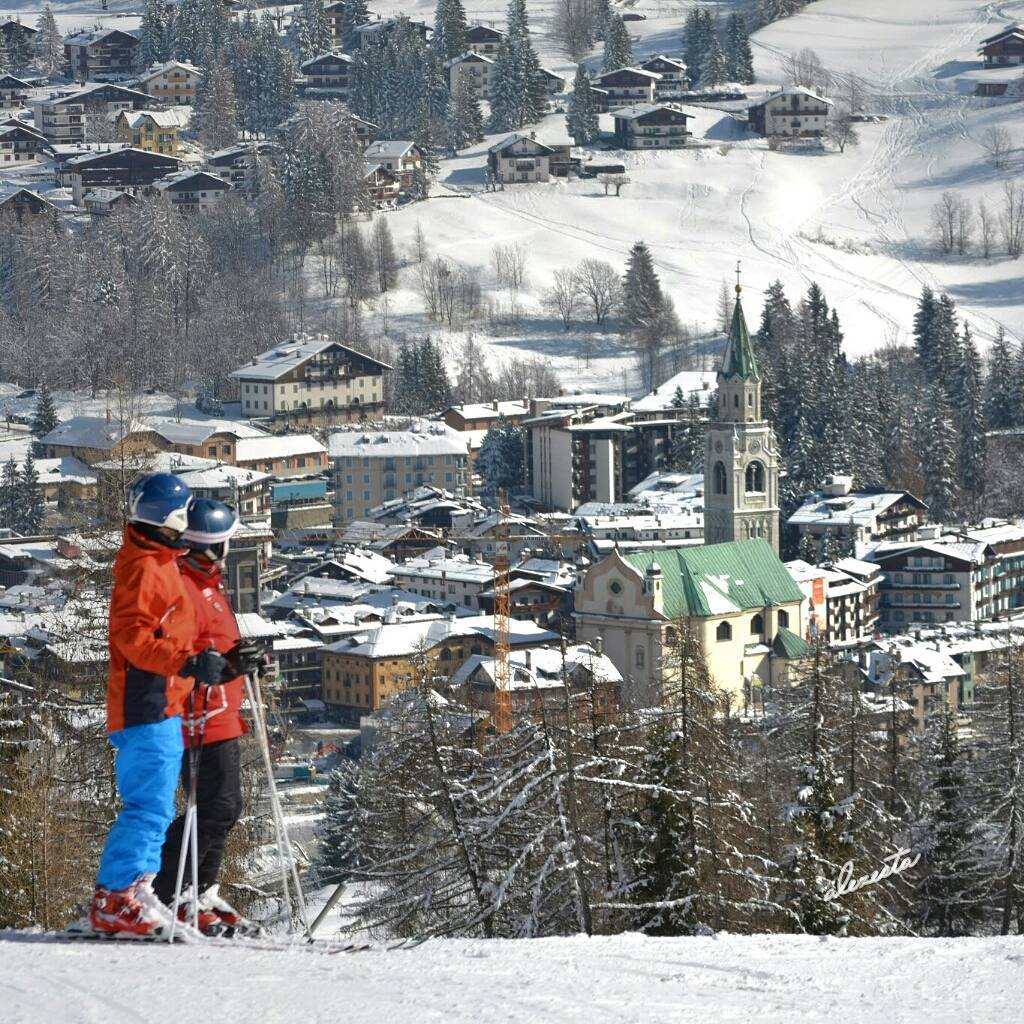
left=107, top=527, right=199, bottom=734
left=178, top=554, right=247, bottom=747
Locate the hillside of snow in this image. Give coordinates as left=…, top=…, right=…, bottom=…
left=2, top=930, right=1023, bottom=1023
left=3, top=0, right=1023, bottom=391
left=360, top=0, right=1024, bottom=390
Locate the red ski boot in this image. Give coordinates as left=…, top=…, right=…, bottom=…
left=90, top=877, right=175, bottom=938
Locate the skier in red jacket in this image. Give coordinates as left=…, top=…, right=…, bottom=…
left=152, top=498, right=263, bottom=936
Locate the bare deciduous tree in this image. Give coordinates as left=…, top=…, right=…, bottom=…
left=932, top=191, right=962, bottom=255
left=825, top=105, right=860, bottom=153
left=780, top=47, right=831, bottom=95
left=544, top=268, right=581, bottom=330
left=552, top=0, right=596, bottom=62
left=955, top=198, right=974, bottom=255
left=1001, top=180, right=1024, bottom=258
left=978, top=198, right=995, bottom=259
left=576, top=258, right=621, bottom=324
left=981, top=126, right=1013, bottom=172
left=491, top=242, right=528, bottom=293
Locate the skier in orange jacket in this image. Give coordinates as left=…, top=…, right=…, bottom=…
left=88, top=474, right=229, bottom=938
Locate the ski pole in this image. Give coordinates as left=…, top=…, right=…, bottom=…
left=169, top=686, right=209, bottom=942
left=244, top=670, right=310, bottom=936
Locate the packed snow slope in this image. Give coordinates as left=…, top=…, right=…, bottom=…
left=1, top=931, right=1022, bottom=1024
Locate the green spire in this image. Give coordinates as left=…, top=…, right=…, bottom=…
left=719, top=288, right=759, bottom=381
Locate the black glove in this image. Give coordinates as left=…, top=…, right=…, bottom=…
left=180, top=648, right=229, bottom=686
left=223, top=640, right=266, bottom=680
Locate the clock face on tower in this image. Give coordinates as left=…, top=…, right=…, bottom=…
left=749, top=440, right=761, bottom=453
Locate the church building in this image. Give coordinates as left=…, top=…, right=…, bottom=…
left=703, top=282, right=781, bottom=553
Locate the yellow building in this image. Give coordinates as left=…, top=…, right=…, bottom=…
left=114, top=109, right=180, bottom=155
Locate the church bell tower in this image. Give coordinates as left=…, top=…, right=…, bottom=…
left=703, top=267, right=780, bottom=554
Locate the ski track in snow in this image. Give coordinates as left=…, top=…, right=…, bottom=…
left=2, top=931, right=1024, bottom=1024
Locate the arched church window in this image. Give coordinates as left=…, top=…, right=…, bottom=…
left=716, top=621, right=732, bottom=642
left=751, top=614, right=764, bottom=635
left=713, top=462, right=727, bottom=494
left=779, top=610, right=790, bottom=628
left=745, top=461, right=765, bottom=493
left=733, top=394, right=739, bottom=408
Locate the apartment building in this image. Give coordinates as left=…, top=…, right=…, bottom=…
left=136, top=60, right=202, bottom=105
left=612, top=103, right=692, bottom=149
left=64, top=28, right=140, bottom=81
left=328, top=425, right=470, bottom=521
left=748, top=86, right=833, bottom=139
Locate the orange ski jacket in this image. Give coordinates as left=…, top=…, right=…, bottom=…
left=178, top=555, right=246, bottom=747
left=106, top=526, right=199, bottom=734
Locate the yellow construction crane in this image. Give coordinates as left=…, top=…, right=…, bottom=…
left=491, top=490, right=513, bottom=733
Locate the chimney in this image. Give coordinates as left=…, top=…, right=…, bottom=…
left=591, top=636, right=602, bottom=655
left=491, top=399, right=499, bottom=411
left=524, top=650, right=532, bottom=670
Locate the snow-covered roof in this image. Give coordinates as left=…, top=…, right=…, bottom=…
left=448, top=400, right=528, bottom=422
left=632, top=369, right=716, bottom=412
left=178, top=464, right=270, bottom=489
left=592, top=66, right=662, bottom=82
left=323, top=612, right=556, bottom=660
left=867, top=538, right=987, bottom=566
left=118, top=109, right=181, bottom=129
left=445, top=51, right=495, bottom=67
left=40, top=415, right=152, bottom=450
left=788, top=490, right=923, bottom=529
left=63, top=28, right=139, bottom=47
left=235, top=434, right=327, bottom=462
left=641, top=54, right=687, bottom=71
left=390, top=551, right=495, bottom=586
left=300, top=50, right=354, bottom=70
left=611, top=103, right=693, bottom=121
left=451, top=643, right=621, bottom=691
left=752, top=85, right=834, bottom=107
left=488, top=133, right=555, bottom=154
left=328, top=426, right=468, bottom=460
left=137, top=60, right=202, bottom=82
left=82, top=187, right=133, bottom=206
left=152, top=420, right=263, bottom=445
left=156, top=169, right=230, bottom=192
left=365, top=139, right=418, bottom=161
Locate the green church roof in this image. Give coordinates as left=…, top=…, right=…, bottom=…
left=719, top=293, right=759, bottom=380
left=772, top=626, right=810, bottom=659
left=622, top=539, right=804, bottom=620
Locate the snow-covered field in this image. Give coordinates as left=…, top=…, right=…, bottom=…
left=1, top=931, right=1022, bottom=1023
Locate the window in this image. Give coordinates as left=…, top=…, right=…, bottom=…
left=745, top=461, right=765, bottom=493
left=635, top=647, right=645, bottom=668
left=751, top=614, right=764, bottom=635
left=713, top=461, right=727, bottom=495
left=716, top=621, right=732, bottom=642
left=609, top=580, right=622, bottom=595
left=778, top=610, right=790, bottom=628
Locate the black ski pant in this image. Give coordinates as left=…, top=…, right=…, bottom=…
left=153, top=736, right=243, bottom=905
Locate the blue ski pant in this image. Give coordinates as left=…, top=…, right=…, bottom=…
left=96, top=716, right=184, bottom=891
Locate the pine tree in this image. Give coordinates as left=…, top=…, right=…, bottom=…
left=17, top=451, right=43, bottom=536
left=433, top=0, right=469, bottom=62
left=371, top=217, right=399, bottom=293
left=31, top=383, right=59, bottom=456
left=602, top=13, right=633, bottom=72
left=700, top=34, right=728, bottom=88
left=445, top=74, right=483, bottom=152
left=911, top=708, right=988, bottom=936
left=487, top=38, right=520, bottom=132
left=5, top=20, right=33, bottom=71
left=316, top=761, right=362, bottom=885
left=477, top=422, right=525, bottom=494
left=566, top=65, right=600, bottom=145
left=35, top=7, right=64, bottom=76
left=684, top=8, right=715, bottom=85
left=194, top=49, right=240, bottom=150
left=340, top=0, right=370, bottom=50
left=986, top=326, right=1018, bottom=429
left=0, top=457, right=19, bottom=532
left=918, top=386, right=961, bottom=525
left=954, top=323, right=986, bottom=510
left=139, top=0, right=172, bottom=67
left=724, top=13, right=755, bottom=84
left=623, top=241, right=677, bottom=388
left=592, top=0, right=611, bottom=41
left=293, top=0, right=334, bottom=61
